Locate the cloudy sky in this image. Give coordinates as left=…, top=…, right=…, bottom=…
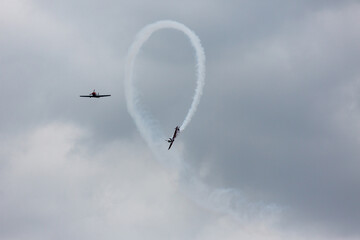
left=1, top=0, right=360, bottom=239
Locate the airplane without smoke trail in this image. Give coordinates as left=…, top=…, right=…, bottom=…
left=80, top=90, right=111, bottom=98
left=166, top=126, right=180, bottom=150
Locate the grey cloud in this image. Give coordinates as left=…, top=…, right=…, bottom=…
left=1, top=0, right=360, bottom=239
left=185, top=2, right=360, bottom=236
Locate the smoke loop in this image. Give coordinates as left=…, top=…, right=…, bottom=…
left=124, top=20, right=205, bottom=136
left=124, top=20, right=278, bottom=220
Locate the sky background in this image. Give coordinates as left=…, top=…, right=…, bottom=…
left=1, top=0, right=360, bottom=239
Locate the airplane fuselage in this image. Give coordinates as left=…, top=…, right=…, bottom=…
left=167, top=126, right=180, bottom=150
left=89, top=93, right=101, bottom=98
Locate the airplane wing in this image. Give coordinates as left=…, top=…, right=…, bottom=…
left=97, top=95, right=111, bottom=98
left=80, top=95, right=92, bottom=97
left=168, top=141, right=174, bottom=150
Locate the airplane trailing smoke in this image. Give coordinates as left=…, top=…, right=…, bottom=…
left=124, top=20, right=205, bottom=134
left=124, top=20, right=277, bottom=220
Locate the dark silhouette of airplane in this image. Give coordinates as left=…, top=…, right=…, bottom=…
left=80, top=90, right=111, bottom=98
left=166, top=126, right=180, bottom=150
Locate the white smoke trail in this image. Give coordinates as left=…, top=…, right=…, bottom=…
left=124, top=20, right=279, bottom=220
left=124, top=20, right=205, bottom=133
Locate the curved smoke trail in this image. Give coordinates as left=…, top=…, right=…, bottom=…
left=125, top=20, right=205, bottom=133
left=124, top=20, right=279, bottom=220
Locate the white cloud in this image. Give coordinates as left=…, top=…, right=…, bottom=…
left=1, top=122, right=358, bottom=240
left=0, top=122, right=202, bottom=239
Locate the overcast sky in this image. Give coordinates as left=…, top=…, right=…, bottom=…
left=1, top=0, right=360, bottom=239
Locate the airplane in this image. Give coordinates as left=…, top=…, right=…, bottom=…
left=166, top=126, right=180, bottom=150
left=80, top=90, right=111, bottom=98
